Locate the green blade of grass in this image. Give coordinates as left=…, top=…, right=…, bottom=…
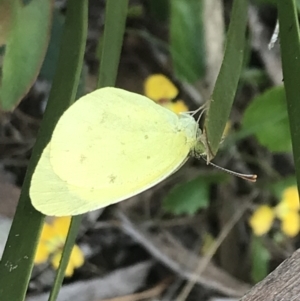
left=278, top=0, right=300, bottom=191
left=46, top=1, right=88, bottom=300
left=0, top=0, right=87, bottom=299
left=170, top=0, right=205, bottom=82
left=203, top=0, right=247, bottom=160
left=48, top=0, right=128, bottom=299
left=97, top=0, right=128, bottom=88
left=48, top=216, right=83, bottom=301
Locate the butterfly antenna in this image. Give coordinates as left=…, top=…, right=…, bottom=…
left=185, top=104, right=207, bottom=123
left=200, top=156, right=257, bottom=182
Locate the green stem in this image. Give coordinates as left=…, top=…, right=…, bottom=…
left=204, top=0, right=247, bottom=160
left=278, top=0, right=300, bottom=191
left=48, top=0, right=129, bottom=299
left=97, top=0, right=128, bottom=88
left=48, top=216, right=83, bottom=301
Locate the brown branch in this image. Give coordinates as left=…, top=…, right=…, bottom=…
left=240, top=248, right=300, bottom=301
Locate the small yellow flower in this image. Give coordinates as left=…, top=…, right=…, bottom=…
left=144, top=74, right=178, bottom=101
left=280, top=186, right=299, bottom=211
left=35, top=217, right=84, bottom=277
left=249, top=186, right=300, bottom=237
left=158, top=99, right=188, bottom=114
left=249, top=205, right=275, bottom=236
left=281, top=211, right=300, bottom=237
left=275, top=186, right=300, bottom=237
left=144, top=74, right=188, bottom=114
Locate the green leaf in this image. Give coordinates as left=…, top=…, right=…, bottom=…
left=48, top=216, right=83, bottom=301
left=278, top=0, right=300, bottom=193
left=170, top=0, right=205, bottom=82
left=242, top=86, right=292, bottom=152
left=251, top=236, right=270, bottom=283
left=296, top=0, right=300, bottom=11
left=163, top=173, right=226, bottom=215
left=203, top=0, right=247, bottom=160
left=0, top=0, right=53, bottom=111
left=97, top=0, right=128, bottom=88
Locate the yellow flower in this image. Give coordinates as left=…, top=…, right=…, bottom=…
left=35, top=217, right=84, bottom=277
left=144, top=74, right=178, bottom=101
left=275, top=186, right=300, bottom=237
left=249, top=205, right=275, bottom=236
left=281, top=211, right=300, bottom=237
left=278, top=186, right=299, bottom=212
left=158, top=99, right=188, bottom=114
left=249, top=186, right=300, bottom=237
left=144, top=74, right=188, bottom=113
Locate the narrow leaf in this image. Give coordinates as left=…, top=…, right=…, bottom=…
left=278, top=0, right=300, bottom=192
left=204, top=0, right=247, bottom=160
left=170, top=0, right=205, bottom=82
left=97, top=0, right=128, bottom=88
left=50, top=0, right=128, bottom=299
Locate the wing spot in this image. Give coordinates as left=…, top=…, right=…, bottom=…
left=144, top=135, right=149, bottom=139
left=109, top=174, right=117, bottom=183
left=147, top=156, right=150, bottom=159
left=80, top=154, right=87, bottom=163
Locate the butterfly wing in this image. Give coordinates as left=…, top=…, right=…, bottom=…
left=30, top=88, right=197, bottom=216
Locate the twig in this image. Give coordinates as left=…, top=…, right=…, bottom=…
left=117, top=210, right=250, bottom=297
left=175, top=203, right=248, bottom=301
left=99, top=278, right=172, bottom=301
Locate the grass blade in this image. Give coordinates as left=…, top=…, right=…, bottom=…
left=48, top=0, right=128, bottom=299
left=278, top=0, right=300, bottom=190
left=203, top=0, right=247, bottom=160
left=97, top=0, right=128, bottom=88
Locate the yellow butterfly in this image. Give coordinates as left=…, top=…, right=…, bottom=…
left=30, top=87, right=255, bottom=216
